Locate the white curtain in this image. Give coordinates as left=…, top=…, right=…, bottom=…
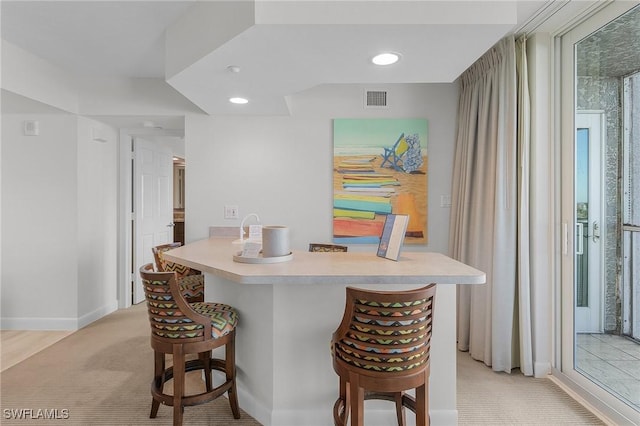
left=450, top=36, right=533, bottom=374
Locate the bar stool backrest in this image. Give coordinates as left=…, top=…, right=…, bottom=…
left=333, top=284, right=436, bottom=375
left=309, top=243, right=348, bottom=252
left=140, top=263, right=210, bottom=343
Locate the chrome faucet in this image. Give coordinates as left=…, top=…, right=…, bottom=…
left=239, top=213, right=261, bottom=242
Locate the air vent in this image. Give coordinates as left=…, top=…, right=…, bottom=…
left=364, top=90, right=388, bottom=108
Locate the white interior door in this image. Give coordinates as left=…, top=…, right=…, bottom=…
left=575, top=112, right=604, bottom=333
left=133, top=137, right=173, bottom=304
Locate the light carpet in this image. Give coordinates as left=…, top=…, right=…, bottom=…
left=0, top=304, right=260, bottom=426
left=1, top=304, right=604, bottom=425
left=457, top=351, right=604, bottom=425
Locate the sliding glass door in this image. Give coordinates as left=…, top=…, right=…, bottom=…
left=560, top=2, right=640, bottom=422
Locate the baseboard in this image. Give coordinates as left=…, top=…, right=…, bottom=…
left=0, top=316, right=78, bottom=331
left=269, top=407, right=457, bottom=426
left=429, top=409, right=458, bottom=425
left=1, top=300, right=119, bottom=331
left=213, top=367, right=458, bottom=426
left=212, top=370, right=272, bottom=426
left=534, top=361, right=551, bottom=377
left=271, top=408, right=334, bottom=426
left=78, top=300, right=118, bottom=329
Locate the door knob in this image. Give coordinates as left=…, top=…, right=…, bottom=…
left=167, top=223, right=175, bottom=228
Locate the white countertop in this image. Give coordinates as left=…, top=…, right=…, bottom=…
left=164, top=237, right=486, bottom=285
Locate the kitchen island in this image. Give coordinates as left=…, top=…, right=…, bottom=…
left=165, top=237, right=485, bottom=426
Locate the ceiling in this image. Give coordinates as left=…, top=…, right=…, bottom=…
left=1, top=1, right=550, bottom=121
left=576, top=4, right=640, bottom=78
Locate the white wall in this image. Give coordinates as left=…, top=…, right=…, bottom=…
left=1, top=39, right=188, bottom=327
left=185, top=83, right=459, bottom=254
left=0, top=111, right=119, bottom=329
left=184, top=83, right=460, bottom=424
left=76, top=117, right=119, bottom=325
left=1, top=113, right=79, bottom=327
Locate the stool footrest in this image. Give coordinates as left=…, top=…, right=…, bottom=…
left=151, top=357, right=233, bottom=408
left=365, top=391, right=416, bottom=412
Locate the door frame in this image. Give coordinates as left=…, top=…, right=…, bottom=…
left=117, top=130, right=134, bottom=309
left=575, top=110, right=605, bottom=334
left=622, top=72, right=640, bottom=340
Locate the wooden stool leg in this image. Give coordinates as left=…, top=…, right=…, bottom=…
left=415, top=380, right=429, bottom=426
left=150, top=398, right=160, bottom=418
left=348, top=374, right=364, bottom=426
left=344, top=380, right=351, bottom=426
left=173, top=346, right=185, bottom=426
left=394, top=391, right=406, bottom=426
left=200, top=351, right=212, bottom=391
left=226, top=333, right=241, bottom=419
left=150, top=351, right=164, bottom=418
left=340, top=377, right=352, bottom=426
left=342, top=376, right=349, bottom=425
left=333, top=376, right=349, bottom=426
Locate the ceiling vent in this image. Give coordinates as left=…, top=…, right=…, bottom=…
left=364, top=90, right=388, bottom=108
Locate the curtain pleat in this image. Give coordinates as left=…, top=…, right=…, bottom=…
left=516, top=36, right=534, bottom=376
left=451, top=36, right=534, bottom=373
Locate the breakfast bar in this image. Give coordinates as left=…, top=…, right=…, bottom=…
left=165, top=237, right=485, bottom=426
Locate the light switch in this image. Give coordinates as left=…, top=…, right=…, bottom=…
left=23, top=120, right=39, bottom=136
left=224, top=205, right=239, bottom=219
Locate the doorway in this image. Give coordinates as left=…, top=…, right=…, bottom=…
left=173, top=157, right=186, bottom=245
left=117, top=125, right=185, bottom=309
left=575, top=112, right=604, bottom=334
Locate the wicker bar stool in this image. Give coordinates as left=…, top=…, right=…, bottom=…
left=140, top=263, right=240, bottom=426
left=308, top=243, right=348, bottom=252
left=331, top=284, right=436, bottom=426
left=152, top=243, right=205, bottom=303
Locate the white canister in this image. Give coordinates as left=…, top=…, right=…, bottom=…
left=262, top=226, right=290, bottom=257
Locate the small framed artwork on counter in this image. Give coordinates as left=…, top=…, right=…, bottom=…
left=377, top=214, right=409, bottom=261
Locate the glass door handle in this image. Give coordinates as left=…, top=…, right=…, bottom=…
left=576, top=223, right=584, bottom=255
left=592, top=221, right=600, bottom=242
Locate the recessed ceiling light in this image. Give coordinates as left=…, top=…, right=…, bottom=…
left=372, top=52, right=400, bottom=66
left=229, top=97, right=249, bottom=104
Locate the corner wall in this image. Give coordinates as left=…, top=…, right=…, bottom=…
left=0, top=112, right=119, bottom=329
left=76, top=117, right=119, bottom=326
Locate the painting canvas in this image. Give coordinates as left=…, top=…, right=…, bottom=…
left=333, top=118, right=428, bottom=245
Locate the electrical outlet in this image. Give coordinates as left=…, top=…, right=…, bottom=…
left=224, top=205, right=239, bottom=219
left=440, top=195, right=451, bottom=208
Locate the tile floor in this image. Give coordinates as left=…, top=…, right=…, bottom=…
left=576, top=333, right=640, bottom=411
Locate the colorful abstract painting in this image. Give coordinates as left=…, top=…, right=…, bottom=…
left=333, top=118, right=428, bottom=245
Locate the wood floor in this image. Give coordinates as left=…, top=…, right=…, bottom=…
left=0, top=330, right=72, bottom=372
